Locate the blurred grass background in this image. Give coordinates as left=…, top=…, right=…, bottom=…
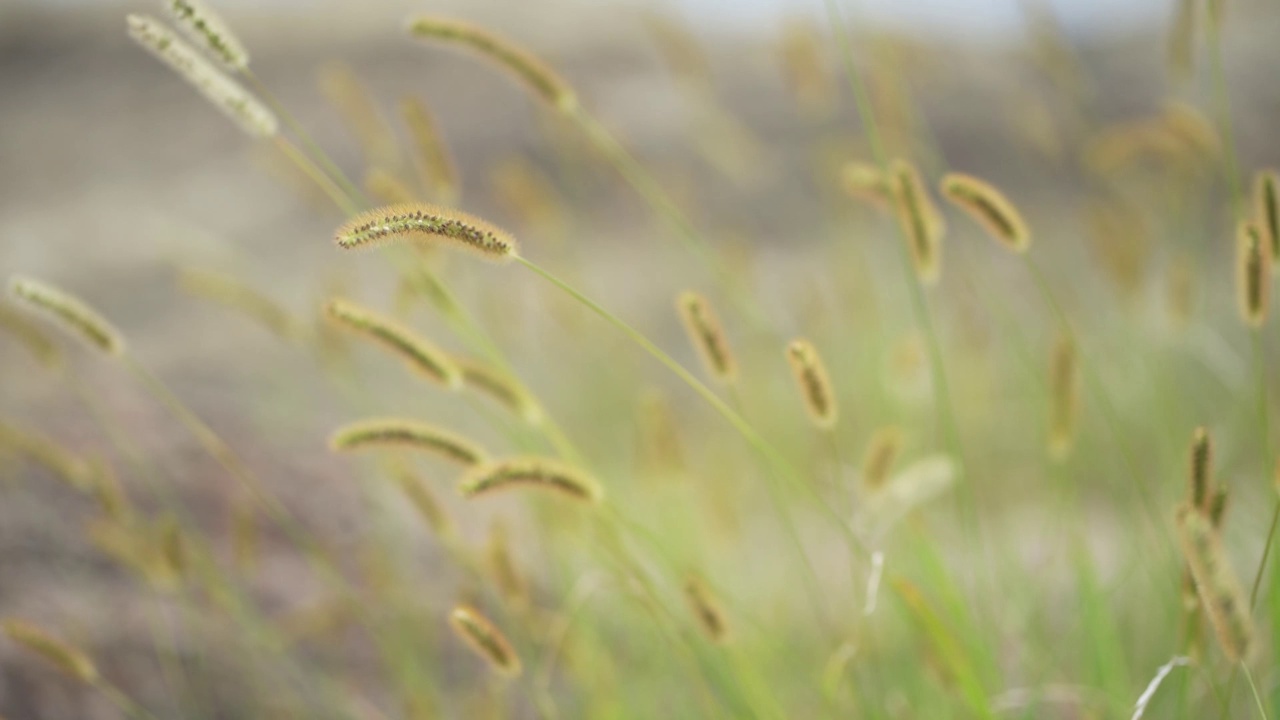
left=3, top=0, right=1280, bottom=717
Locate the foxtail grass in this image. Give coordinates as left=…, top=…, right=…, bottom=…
left=1174, top=504, right=1253, bottom=662
left=677, top=291, right=737, bottom=385
left=334, top=203, right=517, bottom=260
left=8, top=276, right=123, bottom=356
left=165, top=0, right=248, bottom=72
left=329, top=418, right=486, bottom=466
left=449, top=605, right=523, bottom=677
left=324, top=297, right=462, bottom=388
left=940, top=172, right=1030, bottom=253
left=459, top=456, right=603, bottom=503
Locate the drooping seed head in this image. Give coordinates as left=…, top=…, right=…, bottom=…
left=1048, top=333, right=1079, bottom=460
left=127, top=15, right=277, bottom=138
left=165, top=0, right=248, bottom=72
left=786, top=338, right=837, bottom=429
left=2, top=620, right=98, bottom=683
left=179, top=268, right=300, bottom=340
left=861, top=426, right=905, bottom=490
left=888, top=159, right=944, bottom=285
left=449, top=605, right=522, bottom=677
left=401, top=96, right=460, bottom=204
left=1174, top=503, right=1252, bottom=662
left=406, top=17, right=577, bottom=113
left=325, top=298, right=462, bottom=388
left=1209, top=488, right=1229, bottom=530
left=459, top=456, right=602, bottom=503
left=454, top=357, right=543, bottom=425
left=940, top=172, right=1030, bottom=253
left=329, top=418, right=486, bottom=467
left=8, top=276, right=123, bottom=356
left=1236, top=220, right=1271, bottom=328
left=334, top=203, right=517, bottom=261
left=676, top=291, right=737, bottom=384
left=1253, top=170, right=1280, bottom=262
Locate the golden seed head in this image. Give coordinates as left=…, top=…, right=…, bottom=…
left=676, top=291, right=737, bottom=384
left=406, top=16, right=577, bottom=113
left=334, top=203, right=517, bottom=261
left=2, top=620, right=98, bottom=683
left=329, top=418, right=486, bottom=467
left=325, top=298, right=462, bottom=388
left=449, top=605, right=522, bottom=677
left=1048, top=333, right=1079, bottom=460
left=786, top=338, right=837, bottom=429
left=939, top=172, right=1030, bottom=253
left=459, top=456, right=603, bottom=503
left=401, top=96, right=460, bottom=205
left=889, top=159, right=944, bottom=285
left=166, top=0, right=249, bottom=72
left=454, top=357, right=543, bottom=425
left=1174, top=503, right=1253, bottom=662
left=1236, top=220, right=1271, bottom=328
left=8, top=276, right=124, bottom=356
left=861, top=426, right=905, bottom=490
left=1189, top=426, right=1212, bottom=511
left=126, top=15, right=277, bottom=138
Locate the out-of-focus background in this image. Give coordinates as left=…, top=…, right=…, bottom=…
left=4, top=0, right=1280, bottom=717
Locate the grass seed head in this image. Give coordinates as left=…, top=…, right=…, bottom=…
left=786, top=339, right=837, bottom=429
left=329, top=418, right=486, bottom=467
left=459, top=456, right=602, bottom=503
left=8, top=276, right=124, bottom=356
left=334, top=203, right=517, bottom=261
left=166, top=0, right=249, bottom=72
left=940, top=172, right=1030, bottom=253
left=449, top=605, right=522, bottom=677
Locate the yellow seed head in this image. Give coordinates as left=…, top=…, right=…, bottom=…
left=861, top=426, right=905, bottom=490
left=1174, top=504, right=1253, bottom=662
left=454, top=357, right=543, bottom=425
left=786, top=339, right=837, bottom=429
left=939, top=172, right=1030, bottom=253
left=329, top=418, right=486, bottom=467
left=127, top=15, right=276, bottom=138
left=334, top=203, right=517, bottom=260
left=401, top=96, right=460, bottom=204
left=889, top=159, right=944, bottom=285
left=325, top=298, right=461, bottom=388
left=407, top=17, right=577, bottom=113
left=459, top=456, right=602, bottom=503
left=8, top=276, right=123, bottom=356
left=449, top=605, right=522, bottom=677
left=676, top=291, right=737, bottom=384
left=1048, top=333, right=1079, bottom=460
left=1236, top=220, right=1271, bottom=328
left=2, top=620, right=98, bottom=683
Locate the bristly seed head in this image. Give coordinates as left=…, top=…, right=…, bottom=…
left=1254, top=170, right=1280, bottom=263
left=449, top=605, right=522, bottom=677
left=334, top=203, right=517, bottom=261
left=459, top=456, right=603, bottom=503
left=7, top=276, right=124, bottom=356
left=127, top=14, right=277, bottom=138
left=786, top=338, right=837, bottom=430
left=1174, top=503, right=1252, bottom=662
left=1189, top=426, right=1212, bottom=512
left=940, top=171, right=1031, bottom=253
left=889, top=159, right=944, bottom=285
left=406, top=16, right=578, bottom=114
left=676, top=291, right=737, bottom=384
left=1236, top=220, right=1271, bottom=328
left=2, top=620, right=98, bottom=683
left=325, top=297, right=462, bottom=389
left=165, top=0, right=249, bottom=72
left=329, top=418, right=486, bottom=467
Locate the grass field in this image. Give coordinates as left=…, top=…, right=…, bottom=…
left=1, top=0, right=1279, bottom=717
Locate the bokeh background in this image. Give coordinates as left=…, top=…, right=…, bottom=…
left=4, top=0, right=1280, bottom=717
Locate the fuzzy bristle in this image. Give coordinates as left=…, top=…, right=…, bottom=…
left=940, top=172, right=1030, bottom=252
left=325, top=298, right=462, bottom=388
left=329, top=418, right=486, bottom=467
left=334, top=203, right=517, bottom=260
